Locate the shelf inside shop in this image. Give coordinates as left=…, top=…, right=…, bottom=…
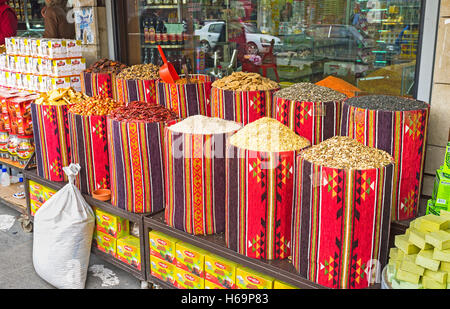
left=142, top=44, right=184, bottom=49
left=142, top=5, right=179, bottom=10
left=144, top=211, right=326, bottom=289
left=147, top=275, right=177, bottom=289
left=0, top=158, right=27, bottom=171
left=0, top=182, right=27, bottom=214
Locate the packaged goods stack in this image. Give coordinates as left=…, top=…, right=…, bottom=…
left=81, top=58, right=128, bottom=100
left=157, top=74, right=214, bottom=118
left=92, top=207, right=142, bottom=270
left=31, top=88, right=88, bottom=182
left=226, top=117, right=310, bottom=260
left=68, top=96, right=123, bottom=195
left=107, top=102, right=178, bottom=214
left=341, top=95, right=430, bottom=221
left=291, top=136, right=395, bottom=289
left=386, top=211, right=450, bottom=289
left=116, top=64, right=160, bottom=105
left=28, top=180, right=57, bottom=216
left=0, top=37, right=85, bottom=93
left=211, top=72, right=280, bottom=125
left=427, top=143, right=450, bottom=215
left=164, top=115, right=242, bottom=235
left=274, top=82, right=347, bottom=145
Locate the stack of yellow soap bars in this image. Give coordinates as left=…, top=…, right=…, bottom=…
left=387, top=210, right=450, bottom=289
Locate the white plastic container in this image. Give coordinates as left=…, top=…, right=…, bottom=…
left=1, top=168, right=11, bottom=187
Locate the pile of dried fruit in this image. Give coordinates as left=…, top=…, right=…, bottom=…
left=229, top=117, right=310, bottom=152
left=116, top=63, right=160, bottom=80
left=69, top=96, right=123, bottom=116
left=34, top=88, right=88, bottom=105
left=300, top=136, right=393, bottom=169
left=212, top=72, right=279, bottom=91
left=109, top=101, right=178, bottom=123
left=85, top=58, right=128, bottom=74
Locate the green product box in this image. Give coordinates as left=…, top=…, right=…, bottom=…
left=444, top=142, right=450, bottom=174
left=432, top=169, right=450, bottom=209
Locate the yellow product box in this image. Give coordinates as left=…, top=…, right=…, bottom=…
left=236, top=267, right=274, bottom=289
left=93, top=230, right=116, bottom=257
left=149, top=230, right=178, bottom=264
left=204, top=254, right=238, bottom=289
left=29, top=180, right=57, bottom=215
left=205, top=280, right=226, bottom=289
left=174, top=267, right=205, bottom=289
left=175, top=242, right=207, bottom=278
left=116, top=235, right=141, bottom=270
left=93, top=207, right=129, bottom=238
left=150, top=255, right=176, bottom=286
left=273, top=281, right=298, bottom=289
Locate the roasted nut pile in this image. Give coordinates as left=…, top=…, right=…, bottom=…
left=212, top=72, right=279, bottom=91
left=300, top=136, right=394, bottom=170
left=69, top=96, right=123, bottom=116
left=174, top=77, right=204, bottom=85
left=85, top=58, right=128, bottom=74
left=34, top=88, right=88, bottom=105
left=274, top=82, right=347, bottom=102
left=229, top=117, right=310, bottom=152
left=109, top=101, right=178, bottom=123
left=116, top=63, right=160, bottom=80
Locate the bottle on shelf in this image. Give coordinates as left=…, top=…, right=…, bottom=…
left=149, top=16, right=156, bottom=44
left=182, top=19, right=188, bottom=45
left=143, top=17, right=150, bottom=44
left=1, top=167, right=10, bottom=187
left=155, top=18, right=163, bottom=45
left=161, top=20, right=169, bottom=46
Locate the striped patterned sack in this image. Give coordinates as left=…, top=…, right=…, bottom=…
left=275, top=97, right=342, bottom=145
left=291, top=157, right=394, bottom=289
left=81, top=71, right=118, bottom=100
left=68, top=112, right=110, bottom=195
left=340, top=101, right=430, bottom=221
left=107, top=117, right=166, bottom=214
left=116, top=78, right=157, bottom=106
left=31, top=103, right=71, bottom=182
left=156, top=75, right=213, bottom=118
left=165, top=125, right=239, bottom=235
left=211, top=87, right=280, bottom=125
left=226, top=146, right=299, bottom=260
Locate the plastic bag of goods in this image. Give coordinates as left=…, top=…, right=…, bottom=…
left=32, top=163, right=95, bottom=289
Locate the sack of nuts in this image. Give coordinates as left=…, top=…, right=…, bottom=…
left=107, top=102, right=178, bottom=214
left=211, top=72, right=280, bottom=125
left=116, top=64, right=161, bottom=105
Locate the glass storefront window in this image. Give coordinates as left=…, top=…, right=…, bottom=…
left=125, top=0, right=422, bottom=97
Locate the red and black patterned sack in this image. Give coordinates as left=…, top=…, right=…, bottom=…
left=340, top=96, right=430, bottom=221
left=81, top=72, right=119, bottom=100
left=291, top=156, right=394, bottom=289
left=116, top=78, right=158, bottom=106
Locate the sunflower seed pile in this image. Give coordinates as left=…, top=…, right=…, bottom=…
left=345, top=95, right=428, bottom=111
left=300, top=136, right=393, bottom=170
left=274, top=82, right=347, bottom=102
left=116, top=63, right=160, bottom=80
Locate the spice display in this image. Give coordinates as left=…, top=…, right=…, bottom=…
left=34, top=88, right=87, bottom=106
left=341, top=95, right=430, bottom=221
left=108, top=102, right=178, bottom=213
left=157, top=74, right=213, bottom=118
left=229, top=117, right=310, bottom=152
left=300, top=136, right=393, bottom=170
left=85, top=58, right=128, bottom=74
left=116, top=63, right=160, bottom=80
left=174, top=78, right=205, bottom=85
left=291, top=138, right=395, bottom=289
left=274, top=82, right=346, bottom=145
left=386, top=212, right=450, bottom=289
left=226, top=118, right=310, bottom=260
left=212, top=72, right=279, bottom=91
left=165, top=116, right=242, bottom=235
left=274, top=82, right=347, bottom=102
left=69, top=96, right=123, bottom=116
left=316, top=76, right=361, bottom=98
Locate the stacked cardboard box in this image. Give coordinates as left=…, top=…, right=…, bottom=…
left=387, top=211, right=450, bottom=289
left=427, top=142, right=450, bottom=215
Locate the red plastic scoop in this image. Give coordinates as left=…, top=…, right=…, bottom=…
left=158, top=45, right=180, bottom=83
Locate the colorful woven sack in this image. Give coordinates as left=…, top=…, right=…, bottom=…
left=156, top=75, right=213, bottom=118
left=275, top=97, right=342, bottom=145
left=31, top=103, right=71, bottom=182
left=116, top=78, right=158, bottom=106
left=81, top=71, right=118, bottom=100
left=291, top=156, right=394, bottom=289
left=107, top=117, right=166, bottom=214
left=211, top=87, right=280, bottom=125
left=68, top=112, right=110, bottom=195
left=226, top=146, right=301, bottom=260
left=164, top=123, right=241, bottom=235
left=340, top=98, right=430, bottom=221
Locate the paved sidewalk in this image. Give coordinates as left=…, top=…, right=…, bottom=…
left=0, top=203, right=142, bottom=289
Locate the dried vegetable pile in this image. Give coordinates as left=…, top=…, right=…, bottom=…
left=69, top=96, right=123, bottom=116
left=34, top=88, right=87, bottom=105
left=109, top=101, right=178, bottom=122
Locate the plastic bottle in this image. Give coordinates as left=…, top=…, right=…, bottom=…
left=1, top=168, right=11, bottom=187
